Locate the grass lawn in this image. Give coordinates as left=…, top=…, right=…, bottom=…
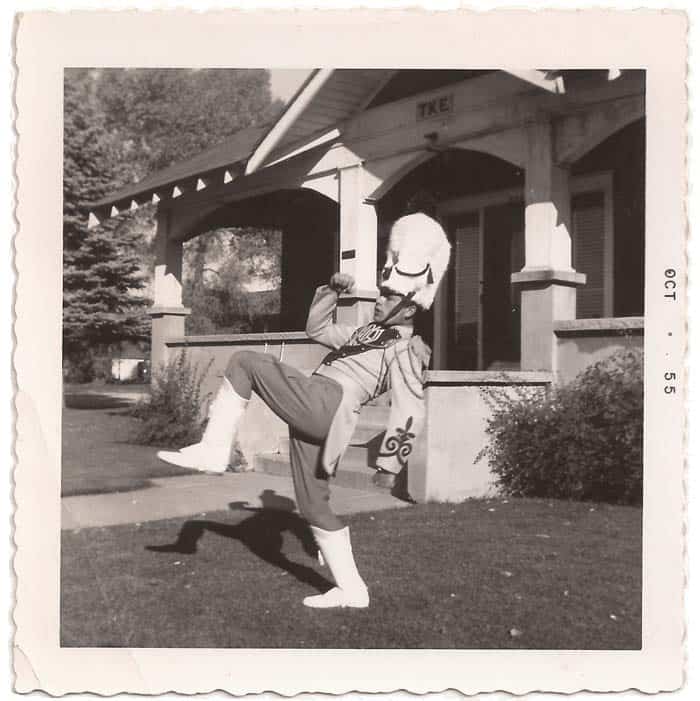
left=62, top=387, right=194, bottom=497
left=61, top=497, right=642, bottom=649
left=64, top=380, right=150, bottom=395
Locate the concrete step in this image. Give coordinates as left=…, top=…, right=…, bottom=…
left=365, top=394, right=390, bottom=407
left=349, top=425, right=385, bottom=445
left=342, top=444, right=376, bottom=465
left=265, top=442, right=375, bottom=469
left=358, top=404, right=391, bottom=426
left=277, top=434, right=381, bottom=457
left=255, top=449, right=381, bottom=492
left=276, top=405, right=389, bottom=455
left=277, top=426, right=384, bottom=455
left=270, top=442, right=374, bottom=467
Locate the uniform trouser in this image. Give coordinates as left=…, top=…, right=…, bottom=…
left=224, top=351, right=344, bottom=531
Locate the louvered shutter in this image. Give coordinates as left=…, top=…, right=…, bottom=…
left=572, top=191, right=606, bottom=318
left=510, top=220, right=525, bottom=306
left=454, top=212, right=480, bottom=369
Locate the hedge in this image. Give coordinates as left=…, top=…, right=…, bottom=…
left=479, top=348, right=643, bottom=505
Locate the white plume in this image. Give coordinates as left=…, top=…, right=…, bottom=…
left=382, top=213, right=451, bottom=310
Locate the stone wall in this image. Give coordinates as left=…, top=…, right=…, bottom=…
left=163, top=323, right=641, bottom=501
left=409, top=371, right=553, bottom=502
left=554, top=317, right=643, bottom=384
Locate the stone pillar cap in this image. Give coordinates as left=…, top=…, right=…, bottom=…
left=148, top=305, right=192, bottom=317
left=511, top=269, right=587, bottom=286
left=339, top=288, right=378, bottom=301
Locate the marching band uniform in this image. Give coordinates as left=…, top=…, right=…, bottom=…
left=305, top=284, right=428, bottom=479
left=157, top=212, right=450, bottom=609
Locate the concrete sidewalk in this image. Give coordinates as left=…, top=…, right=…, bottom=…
left=61, top=470, right=410, bottom=530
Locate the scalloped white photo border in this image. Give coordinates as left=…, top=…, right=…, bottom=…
left=12, top=8, right=687, bottom=696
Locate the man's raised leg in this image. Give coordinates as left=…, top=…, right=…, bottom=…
left=157, top=351, right=263, bottom=473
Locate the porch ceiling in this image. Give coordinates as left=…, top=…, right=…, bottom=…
left=252, top=69, right=397, bottom=170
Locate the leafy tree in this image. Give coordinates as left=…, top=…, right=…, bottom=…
left=94, top=68, right=285, bottom=335
left=182, top=227, right=282, bottom=335
left=96, top=68, right=283, bottom=172
left=63, top=68, right=285, bottom=370
left=63, top=70, right=150, bottom=379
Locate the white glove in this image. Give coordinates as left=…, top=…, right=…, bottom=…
left=329, top=272, right=356, bottom=295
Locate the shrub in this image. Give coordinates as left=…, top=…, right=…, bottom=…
left=92, top=356, right=112, bottom=382
left=479, top=348, right=643, bottom=505
left=63, top=349, right=96, bottom=384
left=130, top=351, right=213, bottom=447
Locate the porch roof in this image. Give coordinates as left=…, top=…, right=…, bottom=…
left=87, top=69, right=396, bottom=222
left=87, top=68, right=622, bottom=227
left=88, top=122, right=269, bottom=212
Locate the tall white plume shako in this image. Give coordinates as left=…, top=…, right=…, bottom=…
left=381, top=213, right=451, bottom=310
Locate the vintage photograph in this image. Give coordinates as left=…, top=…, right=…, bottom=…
left=13, top=9, right=687, bottom=696
left=60, top=67, right=645, bottom=648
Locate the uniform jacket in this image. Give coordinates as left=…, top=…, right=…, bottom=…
left=306, top=285, right=429, bottom=476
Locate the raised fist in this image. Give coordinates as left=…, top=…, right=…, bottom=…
left=329, top=273, right=356, bottom=294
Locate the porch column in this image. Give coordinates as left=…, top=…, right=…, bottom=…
left=512, top=120, right=586, bottom=373
left=337, top=164, right=378, bottom=326
left=148, top=208, right=190, bottom=375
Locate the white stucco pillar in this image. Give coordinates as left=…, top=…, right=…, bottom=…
left=337, top=163, right=379, bottom=326
left=522, top=122, right=574, bottom=272
left=149, top=208, right=190, bottom=375
left=512, top=120, right=585, bottom=374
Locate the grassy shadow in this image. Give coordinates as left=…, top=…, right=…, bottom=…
left=62, top=478, right=154, bottom=497
left=146, top=504, right=331, bottom=593
left=62, top=498, right=642, bottom=649
left=64, top=393, right=135, bottom=410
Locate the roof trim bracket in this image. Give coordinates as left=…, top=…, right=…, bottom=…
left=505, top=69, right=566, bottom=94
left=245, top=68, right=335, bottom=175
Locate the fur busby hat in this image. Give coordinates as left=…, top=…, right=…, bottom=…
left=381, top=213, right=451, bottom=310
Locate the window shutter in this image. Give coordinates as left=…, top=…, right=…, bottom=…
left=454, top=212, right=480, bottom=368
left=455, top=214, right=480, bottom=325
left=572, top=191, right=606, bottom=318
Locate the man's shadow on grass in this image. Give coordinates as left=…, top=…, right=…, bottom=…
left=145, top=489, right=332, bottom=593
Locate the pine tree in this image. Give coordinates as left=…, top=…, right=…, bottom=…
left=63, top=68, right=284, bottom=369
left=63, top=70, right=150, bottom=378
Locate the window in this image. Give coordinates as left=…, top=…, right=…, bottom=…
left=572, top=191, right=606, bottom=318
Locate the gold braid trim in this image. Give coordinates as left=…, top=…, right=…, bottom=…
left=388, top=343, right=425, bottom=400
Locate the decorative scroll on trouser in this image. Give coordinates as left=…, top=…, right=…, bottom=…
left=375, top=339, right=428, bottom=475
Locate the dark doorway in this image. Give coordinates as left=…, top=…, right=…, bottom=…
left=481, top=202, right=523, bottom=370
left=445, top=201, right=523, bottom=371
left=376, top=149, right=525, bottom=370
left=446, top=211, right=480, bottom=370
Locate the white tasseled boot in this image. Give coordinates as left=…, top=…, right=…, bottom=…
left=157, top=377, right=248, bottom=473
left=304, top=526, right=369, bottom=608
